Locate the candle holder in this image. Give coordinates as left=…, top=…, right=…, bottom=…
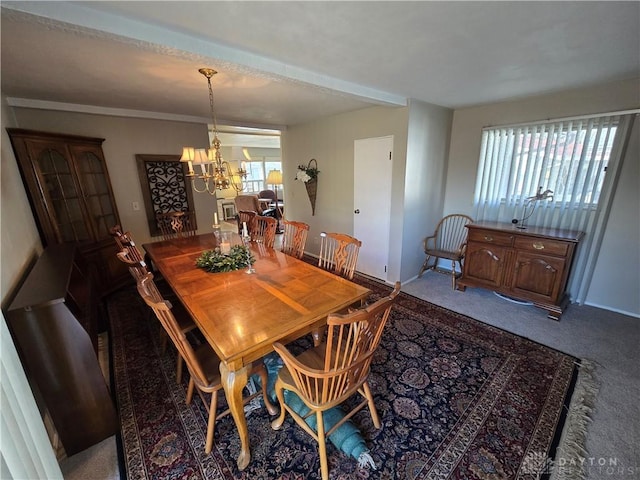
left=241, top=233, right=255, bottom=274
left=212, top=224, right=221, bottom=247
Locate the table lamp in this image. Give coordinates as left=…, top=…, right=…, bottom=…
left=266, top=169, right=283, bottom=233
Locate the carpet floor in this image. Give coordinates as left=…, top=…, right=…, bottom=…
left=108, top=274, right=590, bottom=479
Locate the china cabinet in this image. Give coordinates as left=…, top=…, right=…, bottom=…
left=7, top=128, right=128, bottom=295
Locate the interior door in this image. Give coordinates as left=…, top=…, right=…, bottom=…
left=354, top=136, right=393, bottom=281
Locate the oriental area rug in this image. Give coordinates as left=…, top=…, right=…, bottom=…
left=108, top=274, right=594, bottom=480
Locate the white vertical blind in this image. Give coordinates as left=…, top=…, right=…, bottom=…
left=473, top=113, right=636, bottom=303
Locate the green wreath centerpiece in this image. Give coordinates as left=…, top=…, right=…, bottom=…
left=195, top=245, right=255, bottom=273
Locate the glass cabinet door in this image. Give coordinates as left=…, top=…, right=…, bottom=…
left=71, top=146, right=118, bottom=239
left=32, top=143, right=91, bottom=243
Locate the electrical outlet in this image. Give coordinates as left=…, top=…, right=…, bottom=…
left=132, top=201, right=140, bottom=211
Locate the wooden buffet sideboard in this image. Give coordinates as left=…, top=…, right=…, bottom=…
left=457, top=221, right=584, bottom=320
left=5, top=243, right=118, bottom=456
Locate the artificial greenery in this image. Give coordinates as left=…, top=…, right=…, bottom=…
left=195, top=245, right=255, bottom=273
left=295, top=163, right=319, bottom=183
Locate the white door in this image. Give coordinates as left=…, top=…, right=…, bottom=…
left=354, top=136, right=393, bottom=280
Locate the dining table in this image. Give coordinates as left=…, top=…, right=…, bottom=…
left=142, top=232, right=370, bottom=470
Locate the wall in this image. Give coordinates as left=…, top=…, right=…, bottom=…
left=1, top=96, right=63, bottom=480
left=10, top=108, right=212, bottom=245
left=444, top=77, right=640, bottom=316
left=1, top=97, right=42, bottom=306
left=586, top=119, right=639, bottom=315
left=400, top=100, right=453, bottom=281
left=282, top=105, right=410, bottom=281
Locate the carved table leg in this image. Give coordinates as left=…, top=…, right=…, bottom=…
left=220, top=362, right=251, bottom=470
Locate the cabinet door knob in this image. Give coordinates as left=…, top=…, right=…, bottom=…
left=532, top=242, right=545, bottom=250
left=484, top=235, right=493, bottom=242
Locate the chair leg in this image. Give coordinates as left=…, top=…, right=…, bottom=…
left=362, top=382, right=381, bottom=428
left=176, top=355, right=183, bottom=384
left=270, top=380, right=287, bottom=430
left=160, top=331, right=168, bottom=353
left=205, top=390, right=218, bottom=454
left=186, top=378, right=195, bottom=404
left=255, top=363, right=278, bottom=415
left=451, top=260, right=457, bottom=290
left=418, top=255, right=432, bottom=277
left=316, top=411, right=329, bottom=480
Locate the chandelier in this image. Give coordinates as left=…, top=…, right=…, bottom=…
left=181, top=68, right=248, bottom=195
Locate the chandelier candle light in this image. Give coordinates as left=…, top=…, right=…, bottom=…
left=181, top=68, right=248, bottom=195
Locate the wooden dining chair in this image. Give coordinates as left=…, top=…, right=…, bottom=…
left=418, top=214, right=474, bottom=289
left=156, top=211, right=197, bottom=240
left=115, top=246, right=148, bottom=282
left=137, top=272, right=277, bottom=454
left=251, top=216, right=277, bottom=248
left=236, top=210, right=258, bottom=235
left=109, top=224, right=126, bottom=250
left=120, top=251, right=197, bottom=384
left=281, top=220, right=309, bottom=259
left=317, top=232, right=362, bottom=280
left=271, top=281, right=401, bottom=480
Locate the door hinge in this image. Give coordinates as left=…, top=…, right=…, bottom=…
left=384, top=265, right=387, bottom=272
left=389, top=152, right=392, bottom=160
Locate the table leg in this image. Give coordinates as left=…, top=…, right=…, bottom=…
left=219, top=362, right=251, bottom=470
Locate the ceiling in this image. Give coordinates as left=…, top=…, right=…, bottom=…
left=2, top=1, right=639, bottom=133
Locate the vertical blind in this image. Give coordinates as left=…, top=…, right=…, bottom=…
left=473, top=113, right=636, bottom=303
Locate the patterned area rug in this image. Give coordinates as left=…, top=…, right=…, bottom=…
left=108, top=274, right=590, bottom=480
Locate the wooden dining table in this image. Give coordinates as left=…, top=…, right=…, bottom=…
left=142, top=232, right=370, bottom=470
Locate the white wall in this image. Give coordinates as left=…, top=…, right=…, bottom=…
left=400, top=100, right=453, bottom=281
left=282, top=105, right=410, bottom=280
left=444, top=77, right=640, bottom=316
left=586, top=119, right=639, bottom=316
left=10, top=108, right=213, bottom=245
left=0, top=98, right=42, bottom=305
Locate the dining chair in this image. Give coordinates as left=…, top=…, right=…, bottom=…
left=271, top=281, right=401, bottom=480
left=137, top=272, right=277, bottom=454
left=258, top=189, right=277, bottom=203
left=119, top=250, right=197, bottom=384
left=317, top=232, right=362, bottom=280
left=156, top=211, right=197, bottom=240
left=251, top=216, right=277, bottom=248
left=418, top=214, right=474, bottom=289
left=110, top=225, right=151, bottom=271
left=281, top=220, right=309, bottom=259
left=236, top=210, right=258, bottom=235
left=109, top=224, right=126, bottom=249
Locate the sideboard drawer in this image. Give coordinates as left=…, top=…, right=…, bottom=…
left=468, top=229, right=514, bottom=247
left=514, top=237, right=569, bottom=257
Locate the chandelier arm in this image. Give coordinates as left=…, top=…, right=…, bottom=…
left=190, top=176, right=212, bottom=194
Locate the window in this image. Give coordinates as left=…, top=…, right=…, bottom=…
left=474, top=116, right=619, bottom=222
left=243, top=161, right=282, bottom=194
left=472, top=113, right=635, bottom=303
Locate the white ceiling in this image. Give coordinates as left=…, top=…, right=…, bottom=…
left=2, top=1, right=639, bottom=131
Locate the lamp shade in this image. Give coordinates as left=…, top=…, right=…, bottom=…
left=193, top=148, right=209, bottom=164
left=266, top=169, right=283, bottom=186
left=180, top=147, right=195, bottom=162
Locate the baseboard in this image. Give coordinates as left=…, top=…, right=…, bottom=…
left=583, top=301, right=640, bottom=319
